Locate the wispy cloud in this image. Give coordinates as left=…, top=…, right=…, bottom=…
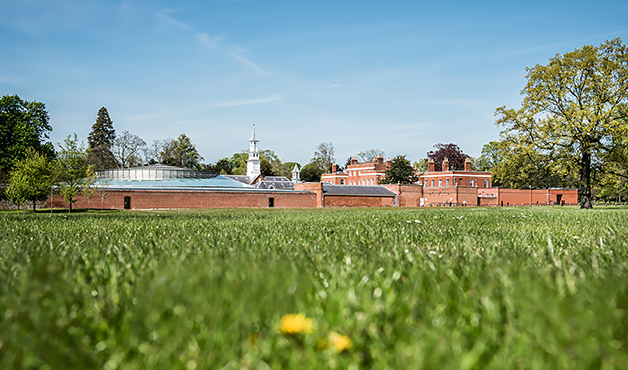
left=126, top=109, right=193, bottom=122
left=156, top=9, right=193, bottom=30
left=127, top=94, right=285, bottom=121
left=156, top=9, right=265, bottom=73
left=449, top=30, right=628, bottom=68
left=206, top=94, right=284, bottom=108
left=196, top=32, right=224, bottom=49
left=0, top=74, right=23, bottom=86
left=229, top=47, right=264, bottom=72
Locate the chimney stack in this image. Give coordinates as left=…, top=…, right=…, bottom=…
left=428, top=158, right=435, bottom=172
left=442, top=158, right=449, bottom=171
left=464, top=157, right=472, bottom=171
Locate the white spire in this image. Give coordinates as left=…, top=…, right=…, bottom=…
left=247, top=124, right=261, bottom=180
left=292, top=164, right=301, bottom=184
left=250, top=124, right=258, bottom=142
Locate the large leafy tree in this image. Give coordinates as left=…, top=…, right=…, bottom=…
left=87, top=107, right=117, bottom=170
left=427, top=143, right=468, bottom=171
left=300, top=163, right=323, bottom=182
left=206, top=158, right=233, bottom=175
left=55, top=133, right=89, bottom=212
left=227, top=149, right=286, bottom=177
left=311, top=142, right=335, bottom=174
left=474, top=141, right=505, bottom=172
left=112, top=130, right=146, bottom=168
left=157, top=134, right=204, bottom=170
left=7, top=148, right=54, bottom=212
left=260, top=149, right=283, bottom=177
left=495, top=38, right=628, bottom=209
left=381, top=155, right=418, bottom=184
left=490, top=141, right=577, bottom=189
left=0, top=94, right=55, bottom=175
left=228, top=151, right=248, bottom=175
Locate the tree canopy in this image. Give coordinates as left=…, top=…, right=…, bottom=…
left=300, top=163, right=323, bottom=182
left=357, top=149, right=385, bottom=162
left=6, top=148, right=54, bottom=212
left=157, top=134, right=204, bottom=170
left=381, top=155, right=418, bottom=184
left=427, top=143, right=468, bottom=171
left=87, top=107, right=117, bottom=170
left=495, top=38, right=628, bottom=208
left=112, top=130, right=146, bottom=168
left=55, top=133, right=89, bottom=212
left=0, top=94, right=55, bottom=175
left=311, top=142, right=335, bottom=174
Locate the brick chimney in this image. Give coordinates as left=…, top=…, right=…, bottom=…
left=376, top=154, right=384, bottom=169
left=442, top=157, right=449, bottom=171
left=350, top=157, right=358, bottom=165
left=331, top=164, right=337, bottom=173
left=464, top=157, right=472, bottom=171
left=427, top=158, right=435, bottom=172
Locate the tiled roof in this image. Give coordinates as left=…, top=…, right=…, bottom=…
left=253, top=181, right=295, bottom=190
left=224, top=175, right=252, bottom=184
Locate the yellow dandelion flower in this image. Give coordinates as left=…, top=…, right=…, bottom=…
left=280, top=313, right=313, bottom=335
left=329, top=331, right=352, bottom=352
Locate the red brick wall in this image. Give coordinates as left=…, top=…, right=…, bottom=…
left=423, top=186, right=478, bottom=206
left=295, top=183, right=323, bottom=207
left=479, top=197, right=498, bottom=206
left=383, top=184, right=423, bottom=207
left=423, top=187, right=458, bottom=205
left=490, top=188, right=578, bottom=206
left=457, top=186, right=478, bottom=206
left=48, top=189, right=317, bottom=210
left=324, top=195, right=395, bottom=207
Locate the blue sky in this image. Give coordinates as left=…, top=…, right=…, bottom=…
left=2, top=0, right=627, bottom=166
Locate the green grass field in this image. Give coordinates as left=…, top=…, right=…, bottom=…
left=1, top=206, right=627, bottom=369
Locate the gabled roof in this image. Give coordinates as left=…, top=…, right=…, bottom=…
left=224, top=175, right=252, bottom=184
left=253, top=181, right=295, bottom=190
left=264, top=176, right=291, bottom=182
left=322, top=184, right=396, bottom=197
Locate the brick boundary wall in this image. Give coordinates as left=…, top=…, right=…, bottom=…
left=48, top=189, right=317, bottom=210
left=478, top=188, right=579, bottom=206
left=423, top=186, right=477, bottom=206
left=323, top=195, right=395, bottom=208
left=382, top=184, right=423, bottom=207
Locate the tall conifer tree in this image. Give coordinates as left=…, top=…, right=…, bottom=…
left=87, top=107, right=117, bottom=169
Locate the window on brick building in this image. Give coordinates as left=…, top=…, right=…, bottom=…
left=439, top=179, right=442, bottom=187
left=341, top=179, right=345, bottom=185
left=431, top=180, right=434, bottom=187
left=485, top=179, right=489, bottom=188
left=470, top=179, right=474, bottom=186
left=446, top=179, right=449, bottom=186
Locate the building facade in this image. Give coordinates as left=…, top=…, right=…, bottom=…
left=322, top=155, right=389, bottom=186
left=418, top=158, right=491, bottom=189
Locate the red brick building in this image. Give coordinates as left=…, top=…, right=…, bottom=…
left=319, top=155, right=578, bottom=207
left=418, top=158, right=492, bottom=189
left=322, top=155, right=389, bottom=186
